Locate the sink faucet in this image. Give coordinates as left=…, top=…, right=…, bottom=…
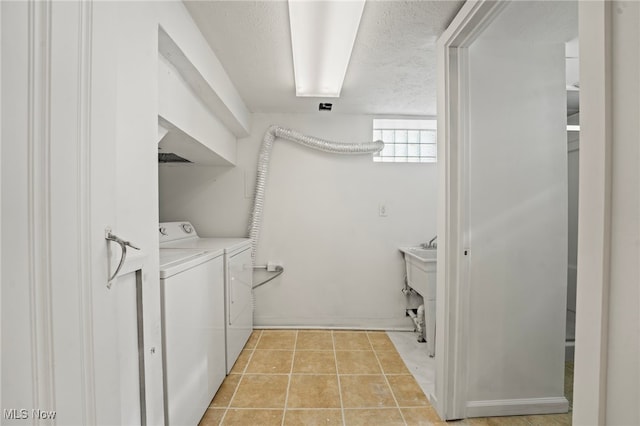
left=422, top=235, right=437, bottom=249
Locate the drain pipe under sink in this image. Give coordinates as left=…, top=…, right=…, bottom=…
left=407, top=305, right=426, bottom=343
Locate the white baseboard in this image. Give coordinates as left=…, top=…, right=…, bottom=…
left=253, top=316, right=415, bottom=331
left=253, top=325, right=415, bottom=332
left=428, top=393, right=439, bottom=408
left=466, top=397, right=569, bottom=418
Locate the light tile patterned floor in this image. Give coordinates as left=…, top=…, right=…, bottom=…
left=199, top=330, right=573, bottom=426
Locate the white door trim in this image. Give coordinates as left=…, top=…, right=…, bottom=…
left=3, top=2, right=148, bottom=423
left=26, top=0, right=57, bottom=411
left=434, top=0, right=509, bottom=420
left=77, top=0, right=98, bottom=422
left=572, top=2, right=612, bottom=424
left=5, top=0, right=99, bottom=420
left=466, top=397, right=569, bottom=418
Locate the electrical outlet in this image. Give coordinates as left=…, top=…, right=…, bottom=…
left=378, top=204, right=388, bottom=217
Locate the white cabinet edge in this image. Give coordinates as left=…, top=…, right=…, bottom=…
left=118, top=250, right=148, bottom=277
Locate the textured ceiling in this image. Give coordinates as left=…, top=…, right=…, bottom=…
left=183, top=0, right=465, bottom=116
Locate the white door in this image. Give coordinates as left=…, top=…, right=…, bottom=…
left=1, top=1, right=151, bottom=424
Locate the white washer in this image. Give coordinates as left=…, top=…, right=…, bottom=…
left=159, top=248, right=225, bottom=426
left=159, top=222, right=253, bottom=374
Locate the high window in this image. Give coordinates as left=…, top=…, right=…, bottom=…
left=372, top=119, right=437, bottom=163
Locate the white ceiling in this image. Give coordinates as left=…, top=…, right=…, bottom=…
left=183, top=0, right=465, bottom=116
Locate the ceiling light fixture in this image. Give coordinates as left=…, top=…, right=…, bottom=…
left=288, top=0, right=365, bottom=98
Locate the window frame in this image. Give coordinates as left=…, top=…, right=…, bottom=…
left=372, top=118, right=437, bottom=163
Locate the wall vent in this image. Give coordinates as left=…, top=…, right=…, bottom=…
left=158, top=153, right=192, bottom=163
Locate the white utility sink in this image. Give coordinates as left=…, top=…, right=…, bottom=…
left=401, top=246, right=437, bottom=262
left=399, top=246, right=437, bottom=298
left=399, top=246, right=437, bottom=356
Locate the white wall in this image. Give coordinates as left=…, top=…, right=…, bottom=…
left=2, top=1, right=246, bottom=423
left=112, top=5, right=165, bottom=421
left=465, top=40, right=568, bottom=409
left=573, top=1, right=640, bottom=423
left=112, top=2, right=249, bottom=422
left=573, top=2, right=640, bottom=424
left=159, top=113, right=437, bottom=329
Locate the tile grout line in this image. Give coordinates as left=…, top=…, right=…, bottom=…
left=219, top=329, right=263, bottom=425
left=225, top=372, right=411, bottom=376
left=281, top=330, right=298, bottom=426
left=332, top=330, right=347, bottom=426
left=218, top=406, right=438, bottom=411
left=368, top=332, right=409, bottom=426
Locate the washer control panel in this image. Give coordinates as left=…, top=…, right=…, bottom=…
left=159, top=221, right=199, bottom=243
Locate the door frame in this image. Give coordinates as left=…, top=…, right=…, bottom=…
left=436, top=0, right=612, bottom=423
left=1, top=0, right=98, bottom=421
left=1, top=1, right=146, bottom=423
left=433, top=0, right=522, bottom=420
left=572, top=2, right=613, bottom=424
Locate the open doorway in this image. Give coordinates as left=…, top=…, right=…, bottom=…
left=435, top=0, right=578, bottom=421
left=565, top=36, right=580, bottom=412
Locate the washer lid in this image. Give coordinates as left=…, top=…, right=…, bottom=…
left=159, top=248, right=221, bottom=279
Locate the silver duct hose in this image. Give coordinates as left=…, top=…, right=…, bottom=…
left=249, top=125, right=384, bottom=260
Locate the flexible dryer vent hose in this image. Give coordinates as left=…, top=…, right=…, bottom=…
left=248, top=125, right=384, bottom=260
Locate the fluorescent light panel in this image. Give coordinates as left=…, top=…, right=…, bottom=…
left=288, top=0, right=365, bottom=97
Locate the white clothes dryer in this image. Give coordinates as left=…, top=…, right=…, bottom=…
left=159, top=222, right=253, bottom=374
